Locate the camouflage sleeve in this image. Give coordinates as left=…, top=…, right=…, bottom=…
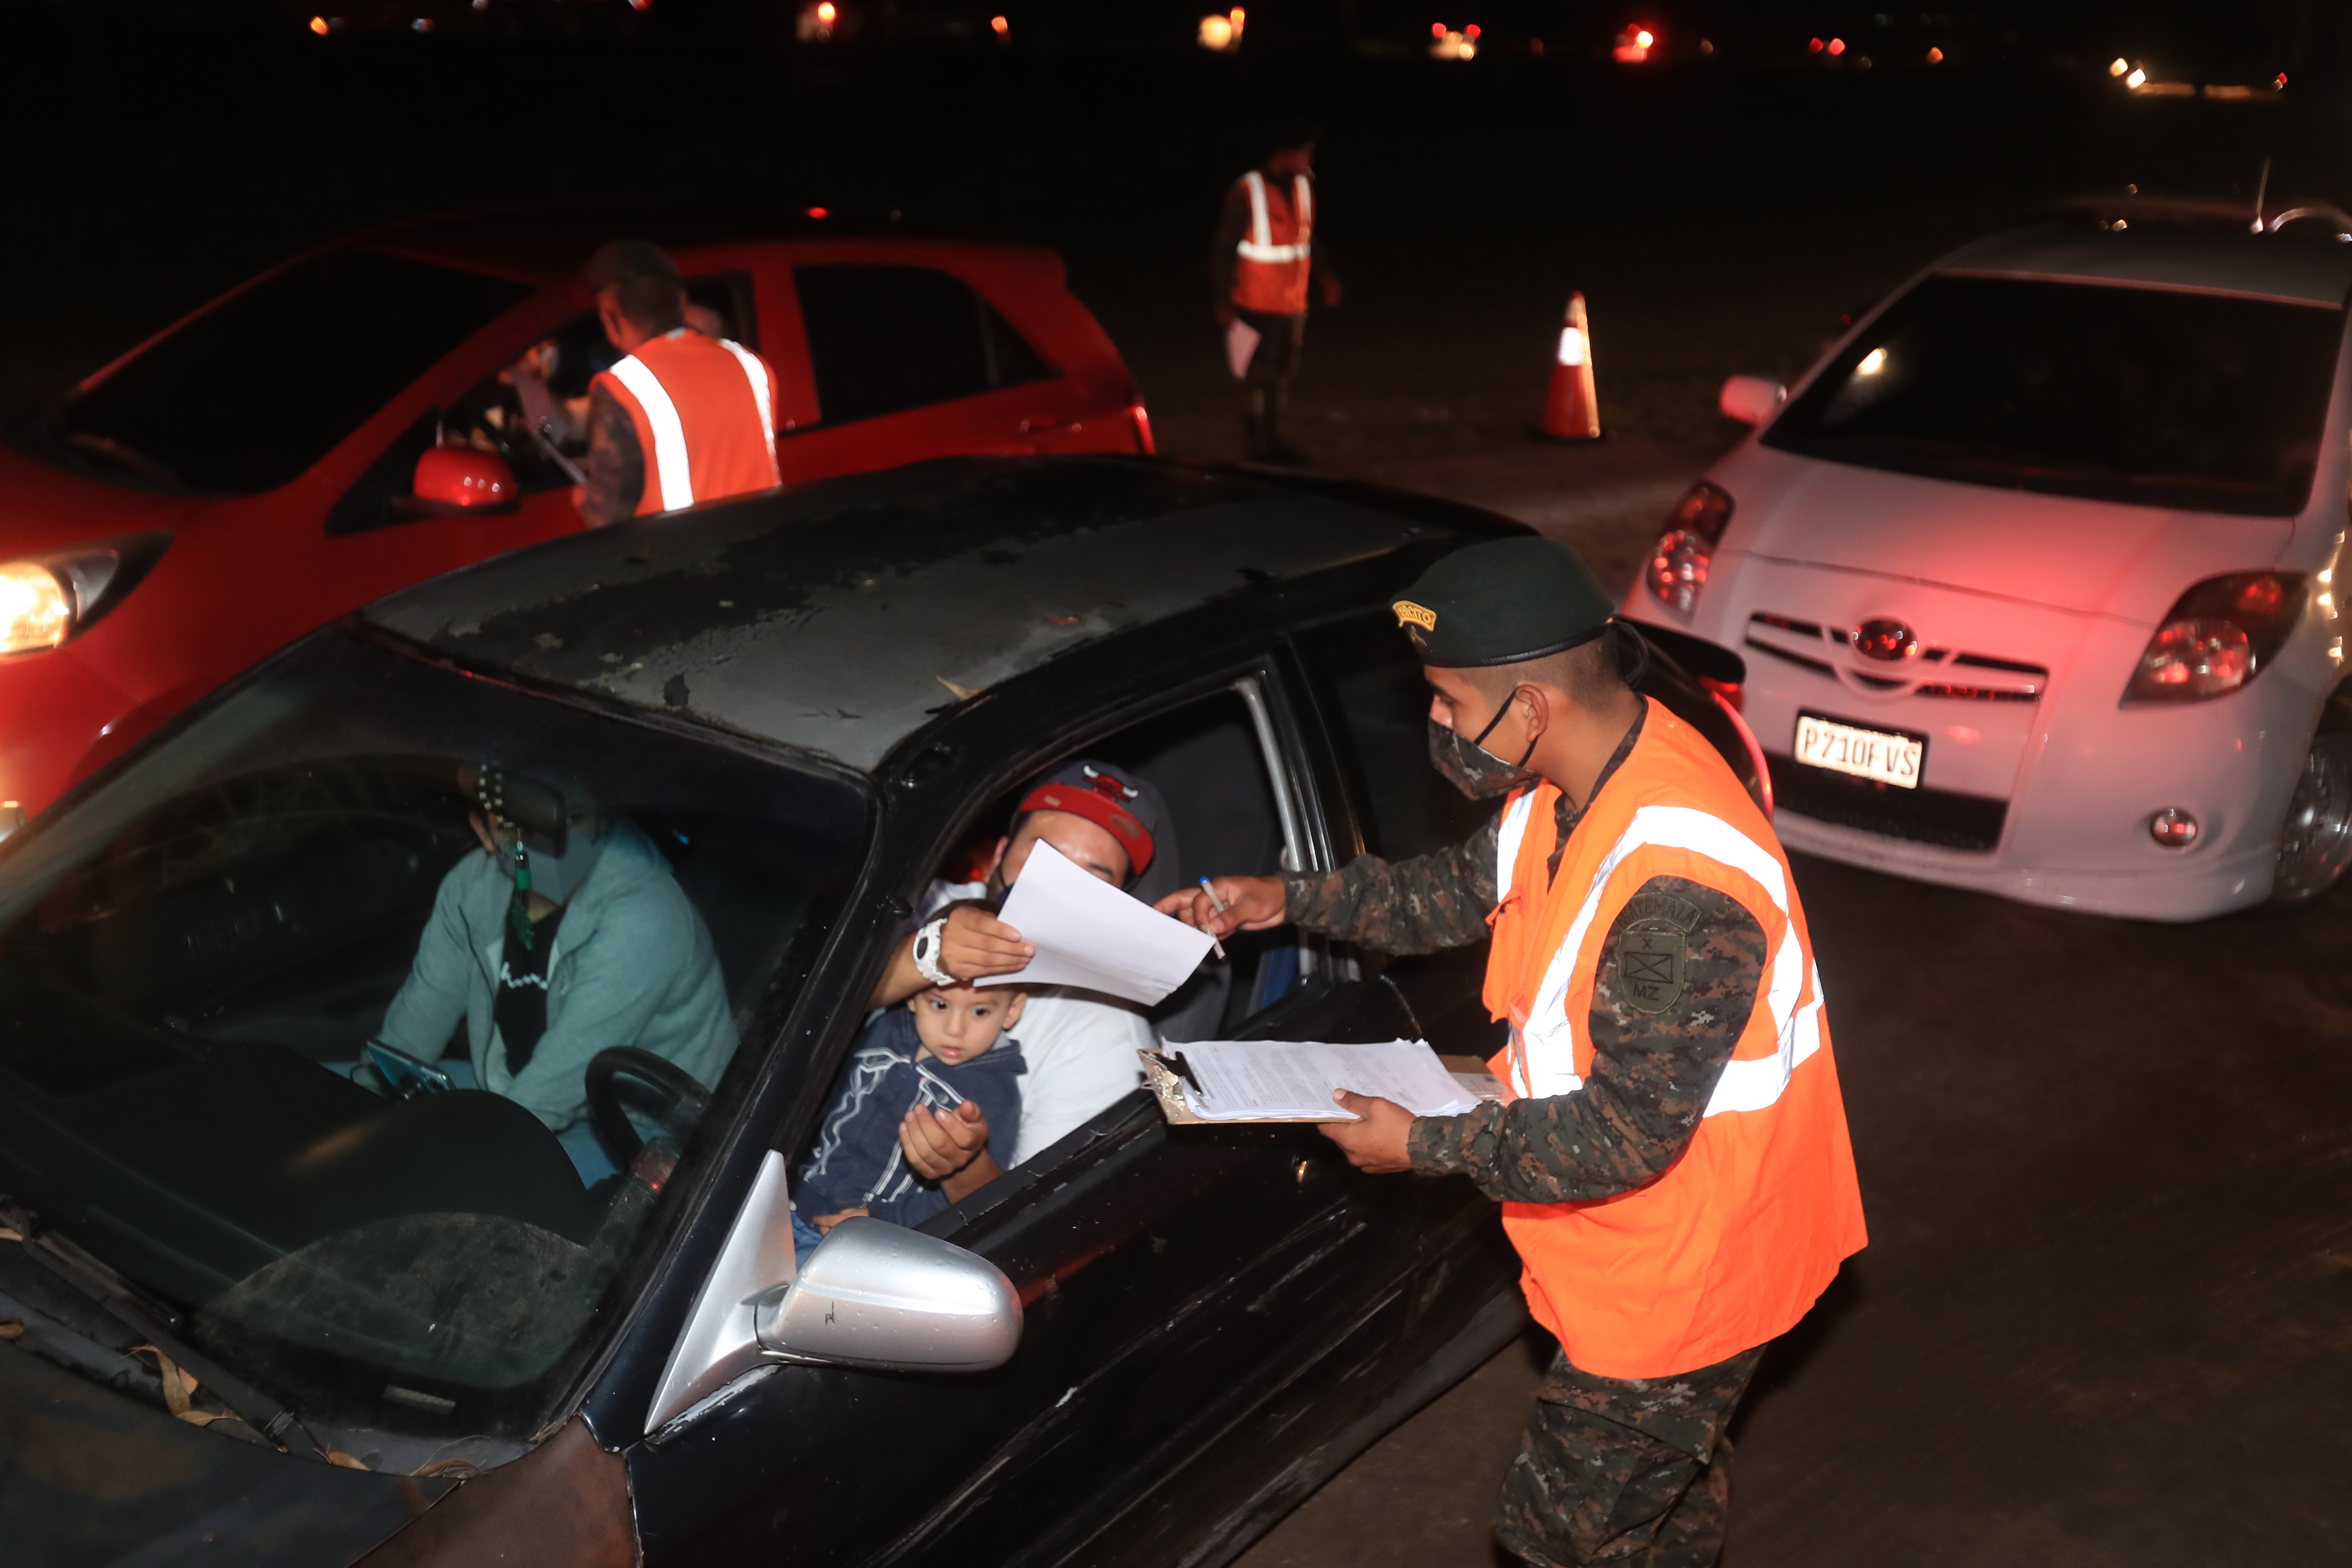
left=1280, top=813, right=1500, bottom=956
left=580, top=383, right=644, bottom=529
left=1406, top=875, right=1767, bottom=1203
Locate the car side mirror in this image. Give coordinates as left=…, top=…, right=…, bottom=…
left=643, top=1152, right=1023, bottom=1433
left=1719, top=374, right=1787, bottom=427
left=402, top=446, right=521, bottom=516
left=751, top=1217, right=1023, bottom=1373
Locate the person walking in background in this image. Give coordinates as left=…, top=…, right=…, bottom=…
left=1212, top=119, right=1342, bottom=464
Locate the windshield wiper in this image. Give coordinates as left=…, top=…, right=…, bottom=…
left=0, top=1197, right=328, bottom=1458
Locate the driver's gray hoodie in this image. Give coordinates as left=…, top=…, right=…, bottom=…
left=378, top=819, right=738, bottom=1131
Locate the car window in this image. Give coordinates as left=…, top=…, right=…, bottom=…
left=1293, top=610, right=1494, bottom=862
left=0, top=630, right=867, bottom=1458
left=31, top=248, right=532, bottom=498
left=1763, top=274, right=2344, bottom=518
left=793, top=263, right=1054, bottom=427
left=417, top=272, right=764, bottom=508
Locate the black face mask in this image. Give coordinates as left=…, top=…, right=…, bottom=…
left=1427, top=688, right=1540, bottom=800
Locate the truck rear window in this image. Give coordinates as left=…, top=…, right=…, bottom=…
left=43, top=248, right=531, bottom=496
left=1763, top=275, right=2342, bottom=517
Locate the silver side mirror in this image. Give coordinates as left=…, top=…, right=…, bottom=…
left=645, top=1154, right=1023, bottom=1433
left=754, top=1217, right=1022, bottom=1373
left=1719, top=374, right=1787, bottom=426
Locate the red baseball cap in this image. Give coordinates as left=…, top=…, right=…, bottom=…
left=1016, top=761, right=1158, bottom=876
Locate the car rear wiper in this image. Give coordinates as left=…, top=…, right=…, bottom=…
left=0, top=1197, right=329, bottom=1459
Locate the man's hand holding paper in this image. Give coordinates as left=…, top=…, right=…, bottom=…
left=976, top=839, right=1215, bottom=1005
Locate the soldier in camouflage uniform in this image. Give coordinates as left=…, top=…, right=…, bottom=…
left=1162, top=537, right=1862, bottom=1568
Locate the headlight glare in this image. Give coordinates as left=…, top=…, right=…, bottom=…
left=0, top=562, right=72, bottom=655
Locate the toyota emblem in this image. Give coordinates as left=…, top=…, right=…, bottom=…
left=1850, top=618, right=1920, bottom=662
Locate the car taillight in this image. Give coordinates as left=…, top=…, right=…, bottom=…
left=2124, top=572, right=2306, bottom=704
left=1643, top=481, right=1734, bottom=616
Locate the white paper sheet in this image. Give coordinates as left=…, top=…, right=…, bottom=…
left=975, top=839, right=1215, bottom=1006
left=1225, top=316, right=1263, bottom=380
left=1170, top=1038, right=1481, bottom=1122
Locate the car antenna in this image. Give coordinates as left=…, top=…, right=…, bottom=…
left=2252, top=155, right=2272, bottom=234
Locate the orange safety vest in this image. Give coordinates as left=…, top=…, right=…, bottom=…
left=1483, top=698, right=1866, bottom=1379
left=1231, top=170, right=1315, bottom=316
left=592, top=329, right=781, bottom=521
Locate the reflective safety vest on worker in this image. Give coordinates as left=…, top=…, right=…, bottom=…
left=592, top=328, right=781, bottom=518
left=1230, top=170, right=1315, bottom=316
left=1483, top=699, right=1868, bottom=1380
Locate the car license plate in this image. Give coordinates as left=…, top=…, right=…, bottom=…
left=1794, top=714, right=1924, bottom=789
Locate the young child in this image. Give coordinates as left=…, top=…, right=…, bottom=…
left=792, top=982, right=1027, bottom=1261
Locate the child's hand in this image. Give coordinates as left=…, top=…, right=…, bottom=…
left=812, top=1208, right=868, bottom=1234
left=901, top=1099, right=989, bottom=1181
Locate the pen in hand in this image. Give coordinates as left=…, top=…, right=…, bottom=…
left=1197, top=877, right=1230, bottom=961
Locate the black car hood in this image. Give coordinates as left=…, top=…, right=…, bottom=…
left=0, top=1348, right=451, bottom=1566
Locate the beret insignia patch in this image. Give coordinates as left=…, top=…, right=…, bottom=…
left=1393, top=600, right=1438, bottom=632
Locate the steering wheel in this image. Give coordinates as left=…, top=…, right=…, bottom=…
left=585, top=1047, right=711, bottom=1167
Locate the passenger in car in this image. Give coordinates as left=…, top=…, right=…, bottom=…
left=372, top=766, right=738, bottom=1136
left=870, top=760, right=1171, bottom=1189
left=792, top=980, right=1028, bottom=1260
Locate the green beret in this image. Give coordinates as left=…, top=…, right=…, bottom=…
left=1390, top=536, right=1617, bottom=667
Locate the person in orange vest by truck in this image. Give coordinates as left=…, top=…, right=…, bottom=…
left=568, top=239, right=781, bottom=528
left=1161, top=537, right=1866, bottom=1568
left=1210, top=119, right=1342, bottom=464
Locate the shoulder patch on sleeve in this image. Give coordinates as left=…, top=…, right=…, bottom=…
left=1612, top=890, right=1701, bottom=1016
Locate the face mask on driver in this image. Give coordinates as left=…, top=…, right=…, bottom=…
left=1427, top=686, right=1541, bottom=801
left=522, top=829, right=608, bottom=907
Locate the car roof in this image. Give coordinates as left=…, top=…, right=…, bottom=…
left=357, top=202, right=1049, bottom=287
left=362, top=457, right=1496, bottom=773
left=1934, top=222, right=2352, bottom=307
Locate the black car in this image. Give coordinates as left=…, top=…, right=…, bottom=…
left=0, top=456, right=1763, bottom=1566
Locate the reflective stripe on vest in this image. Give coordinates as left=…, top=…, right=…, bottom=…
left=716, top=338, right=778, bottom=466
left=1504, top=802, right=1827, bottom=1115
left=1237, top=171, right=1314, bottom=262
left=609, top=354, right=697, bottom=512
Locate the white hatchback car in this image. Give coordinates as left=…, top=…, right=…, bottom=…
left=1626, top=217, right=2352, bottom=921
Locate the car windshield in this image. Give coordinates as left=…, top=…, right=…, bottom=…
left=1763, top=275, right=2343, bottom=517
left=20, top=248, right=532, bottom=496
left=0, top=630, right=867, bottom=1464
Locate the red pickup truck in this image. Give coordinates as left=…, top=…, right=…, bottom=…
left=0, top=207, right=1152, bottom=819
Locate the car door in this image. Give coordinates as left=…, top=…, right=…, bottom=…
left=771, top=260, right=1094, bottom=481
left=624, top=652, right=1512, bottom=1567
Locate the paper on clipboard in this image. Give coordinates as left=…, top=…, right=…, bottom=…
left=1143, top=1038, right=1482, bottom=1124
left=975, top=839, right=1214, bottom=1006
left=1225, top=316, right=1262, bottom=380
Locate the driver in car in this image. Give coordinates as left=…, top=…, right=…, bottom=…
left=372, top=763, right=738, bottom=1136
left=866, top=760, right=1174, bottom=1200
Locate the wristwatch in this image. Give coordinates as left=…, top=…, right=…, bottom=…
left=911, top=914, right=953, bottom=987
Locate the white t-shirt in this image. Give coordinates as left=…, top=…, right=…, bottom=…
left=921, top=879, right=1153, bottom=1165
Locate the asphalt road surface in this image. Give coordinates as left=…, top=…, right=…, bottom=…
left=1089, top=219, right=2352, bottom=1568
left=9, top=26, right=2352, bottom=1565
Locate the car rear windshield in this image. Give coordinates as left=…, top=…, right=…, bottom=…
left=0, top=631, right=867, bottom=1461
left=1762, top=276, right=2343, bottom=517
left=36, top=248, right=532, bottom=496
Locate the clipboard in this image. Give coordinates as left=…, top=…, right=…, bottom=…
left=1139, top=1049, right=1354, bottom=1125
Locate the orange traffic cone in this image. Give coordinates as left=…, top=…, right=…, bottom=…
left=1537, top=292, right=1602, bottom=441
